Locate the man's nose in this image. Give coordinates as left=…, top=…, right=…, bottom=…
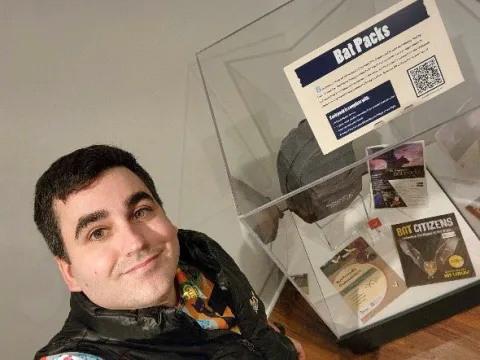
left=120, top=223, right=148, bottom=256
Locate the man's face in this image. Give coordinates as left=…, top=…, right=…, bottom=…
left=54, top=167, right=180, bottom=310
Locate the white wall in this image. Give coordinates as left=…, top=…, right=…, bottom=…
left=0, top=0, right=284, bottom=357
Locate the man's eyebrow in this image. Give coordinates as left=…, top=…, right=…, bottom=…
left=124, top=191, right=155, bottom=208
left=75, top=210, right=108, bottom=240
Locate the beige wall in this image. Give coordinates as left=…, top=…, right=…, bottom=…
left=0, top=0, right=284, bottom=357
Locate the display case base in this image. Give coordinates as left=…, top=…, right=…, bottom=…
left=337, top=281, right=480, bottom=354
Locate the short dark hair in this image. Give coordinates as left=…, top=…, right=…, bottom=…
left=34, top=145, right=163, bottom=263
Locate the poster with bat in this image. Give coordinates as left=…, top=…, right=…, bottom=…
left=392, top=213, right=475, bottom=287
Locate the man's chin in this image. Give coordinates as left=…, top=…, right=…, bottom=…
left=132, top=294, right=177, bottom=309
left=129, top=277, right=178, bottom=309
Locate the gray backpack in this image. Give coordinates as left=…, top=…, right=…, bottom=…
left=277, top=120, right=366, bottom=223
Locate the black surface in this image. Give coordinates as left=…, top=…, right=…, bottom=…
left=337, top=280, right=480, bottom=354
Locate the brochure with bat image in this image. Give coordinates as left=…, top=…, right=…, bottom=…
left=367, top=141, right=428, bottom=209
left=392, top=213, right=475, bottom=287
left=321, top=237, right=407, bottom=323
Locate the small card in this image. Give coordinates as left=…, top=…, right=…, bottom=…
left=466, top=196, right=480, bottom=221
left=321, top=237, right=407, bottom=323
left=367, top=141, right=428, bottom=209
left=392, top=213, right=475, bottom=287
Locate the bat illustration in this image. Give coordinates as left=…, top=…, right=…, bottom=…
left=398, top=236, right=459, bottom=279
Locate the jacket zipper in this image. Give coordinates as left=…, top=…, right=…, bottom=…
left=239, top=339, right=256, bottom=352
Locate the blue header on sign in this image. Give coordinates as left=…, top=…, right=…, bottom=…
left=295, top=0, right=429, bottom=87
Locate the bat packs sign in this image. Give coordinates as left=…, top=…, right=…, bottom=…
left=392, top=213, right=475, bottom=287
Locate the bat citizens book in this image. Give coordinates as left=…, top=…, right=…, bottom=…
left=392, top=213, right=475, bottom=287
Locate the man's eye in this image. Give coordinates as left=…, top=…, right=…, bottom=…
left=89, top=228, right=107, bottom=241
left=133, top=207, right=152, bottom=220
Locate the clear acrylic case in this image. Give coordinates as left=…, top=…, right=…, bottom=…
left=197, top=0, right=480, bottom=351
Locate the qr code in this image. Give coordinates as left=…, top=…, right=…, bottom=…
left=407, top=56, right=445, bottom=97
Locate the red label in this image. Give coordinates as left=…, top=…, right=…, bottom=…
left=368, top=217, right=382, bottom=230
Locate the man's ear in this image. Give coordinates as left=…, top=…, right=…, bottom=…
left=55, top=257, right=82, bottom=292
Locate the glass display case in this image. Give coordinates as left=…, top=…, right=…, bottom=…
left=196, top=0, right=480, bottom=352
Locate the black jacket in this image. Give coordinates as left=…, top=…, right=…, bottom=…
left=35, top=230, right=299, bottom=359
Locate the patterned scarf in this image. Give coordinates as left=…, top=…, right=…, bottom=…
left=176, top=261, right=241, bottom=334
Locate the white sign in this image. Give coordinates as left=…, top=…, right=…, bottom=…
left=284, top=0, right=464, bottom=154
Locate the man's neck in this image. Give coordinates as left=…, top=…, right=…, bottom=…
left=164, top=283, right=178, bottom=307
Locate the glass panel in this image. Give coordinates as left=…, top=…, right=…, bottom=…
left=240, top=209, right=338, bottom=334
left=197, top=0, right=480, bottom=217
left=198, top=0, right=480, bottom=339
left=244, top=107, right=480, bottom=337
left=294, top=194, right=370, bottom=251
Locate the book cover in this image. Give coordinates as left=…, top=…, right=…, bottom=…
left=392, top=213, right=475, bottom=287
left=321, top=237, right=407, bottom=323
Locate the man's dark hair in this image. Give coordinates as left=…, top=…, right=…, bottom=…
left=34, top=144, right=163, bottom=263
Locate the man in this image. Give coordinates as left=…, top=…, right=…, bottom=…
left=33, top=145, right=305, bottom=359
